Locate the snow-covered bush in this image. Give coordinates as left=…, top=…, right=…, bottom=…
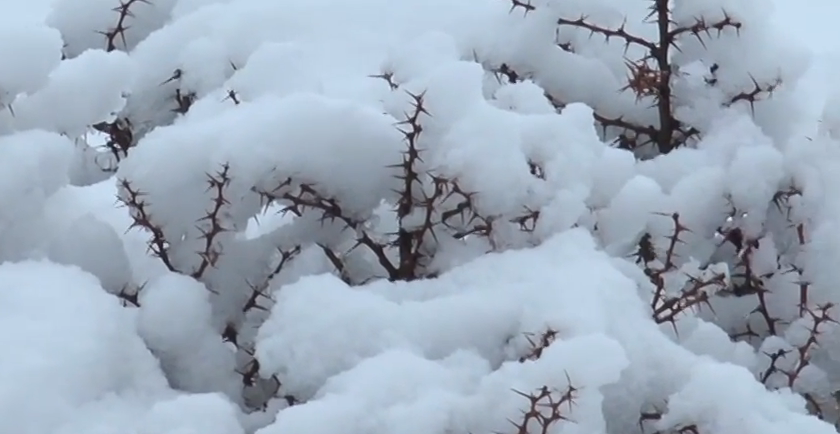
left=5, top=0, right=840, bottom=433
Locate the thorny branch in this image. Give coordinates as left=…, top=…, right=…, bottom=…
left=192, top=164, right=232, bottom=279
left=98, top=0, right=150, bottom=52
left=519, top=328, right=558, bottom=363
left=508, top=379, right=579, bottom=434
left=254, top=86, right=541, bottom=283
left=507, top=0, right=777, bottom=155
left=109, top=0, right=822, bottom=418
left=119, top=178, right=177, bottom=272
left=634, top=213, right=723, bottom=329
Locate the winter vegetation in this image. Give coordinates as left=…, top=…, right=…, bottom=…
left=4, top=0, right=840, bottom=433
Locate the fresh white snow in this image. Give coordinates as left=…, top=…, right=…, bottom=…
left=2, top=0, right=840, bottom=433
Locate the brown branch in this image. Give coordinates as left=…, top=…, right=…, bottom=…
left=192, top=163, right=232, bottom=279
left=557, top=16, right=657, bottom=54
left=96, top=0, right=151, bottom=52
left=118, top=178, right=178, bottom=273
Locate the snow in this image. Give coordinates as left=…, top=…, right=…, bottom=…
left=0, top=260, right=243, bottom=433
left=4, top=0, right=840, bottom=433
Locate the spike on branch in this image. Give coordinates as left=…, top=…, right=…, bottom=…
left=508, top=377, right=579, bottom=434
left=118, top=178, right=178, bottom=273
left=191, top=163, right=233, bottom=279
left=97, top=0, right=152, bottom=52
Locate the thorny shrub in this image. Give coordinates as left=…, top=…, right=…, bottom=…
left=4, top=0, right=840, bottom=433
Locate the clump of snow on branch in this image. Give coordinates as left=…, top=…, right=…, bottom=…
left=0, top=261, right=244, bottom=434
